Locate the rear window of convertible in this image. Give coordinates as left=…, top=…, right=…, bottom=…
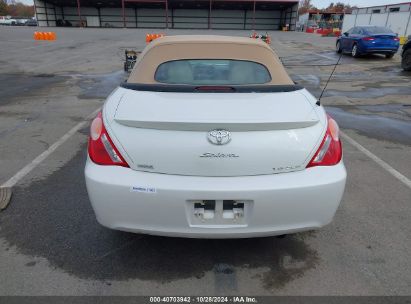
left=154, top=59, right=271, bottom=85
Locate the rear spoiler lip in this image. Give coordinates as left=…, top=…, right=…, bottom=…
left=120, top=82, right=304, bottom=93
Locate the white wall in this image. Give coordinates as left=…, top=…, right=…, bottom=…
left=343, top=5, right=411, bottom=36
left=386, top=11, right=411, bottom=35
left=356, top=14, right=371, bottom=26
left=342, top=14, right=356, bottom=32
left=370, top=13, right=388, bottom=26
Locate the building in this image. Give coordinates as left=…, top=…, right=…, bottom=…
left=342, top=2, right=411, bottom=37
left=298, top=9, right=344, bottom=30
left=33, top=0, right=298, bottom=30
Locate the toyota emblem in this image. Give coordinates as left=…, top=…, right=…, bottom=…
left=207, top=129, right=231, bottom=145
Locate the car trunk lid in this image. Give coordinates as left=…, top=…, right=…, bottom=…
left=370, top=34, right=397, bottom=45
left=106, top=89, right=325, bottom=176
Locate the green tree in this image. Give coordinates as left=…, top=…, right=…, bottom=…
left=327, top=2, right=335, bottom=10
left=325, top=2, right=354, bottom=13
left=298, top=0, right=316, bottom=15
left=0, top=0, right=8, bottom=16
left=6, top=3, right=34, bottom=17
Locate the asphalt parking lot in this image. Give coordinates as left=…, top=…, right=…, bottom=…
left=0, top=26, right=411, bottom=296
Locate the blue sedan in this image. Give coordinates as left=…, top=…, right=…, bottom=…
left=336, top=26, right=400, bottom=58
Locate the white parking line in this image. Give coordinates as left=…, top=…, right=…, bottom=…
left=0, top=108, right=100, bottom=189
left=340, top=131, right=411, bottom=190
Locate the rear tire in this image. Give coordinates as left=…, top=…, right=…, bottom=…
left=402, top=49, right=411, bottom=71
left=385, top=53, right=394, bottom=59
left=351, top=44, right=360, bottom=58
left=336, top=41, right=342, bottom=53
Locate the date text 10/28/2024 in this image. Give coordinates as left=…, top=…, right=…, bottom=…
left=149, top=297, right=258, bottom=303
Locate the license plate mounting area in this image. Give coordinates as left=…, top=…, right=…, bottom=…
left=187, top=200, right=252, bottom=227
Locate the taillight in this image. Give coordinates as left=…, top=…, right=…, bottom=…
left=307, top=115, right=342, bottom=168
left=88, top=112, right=129, bottom=167
left=393, top=37, right=400, bottom=42
left=362, top=37, right=375, bottom=41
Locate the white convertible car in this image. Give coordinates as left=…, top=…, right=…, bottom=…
left=85, top=35, right=346, bottom=238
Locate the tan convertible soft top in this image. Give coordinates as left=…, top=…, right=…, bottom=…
left=128, top=35, right=293, bottom=85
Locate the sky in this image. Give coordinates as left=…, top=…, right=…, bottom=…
left=17, top=0, right=409, bottom=8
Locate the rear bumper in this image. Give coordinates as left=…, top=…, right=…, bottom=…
left=361, top=46, right=399, bottom=54
left=85, top=158, right=347, bottom=238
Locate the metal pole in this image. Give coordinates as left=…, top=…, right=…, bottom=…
left=53, top=6, right=57, bottom=26
left=135, top=7, right=137, bottom=28
left=252, top=0, right=256, bottom=30
left=44, top=1, right=49, bottom=27
left=385, top=6, right=389, bottom=27
left=122, top=0, right=126, bottom=28
left=33, top=0, right=38, bottom=25
left=243, top=8, right=246, bottom=29
left=208, top=0, right=212, bottom=29
left=354, top=8, right=358, bottom=27
left=76, top=0, right=82, bottom=27
left=165, top=0, right=169, bottom=29
left=97, top=7, right=101, bottom=27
